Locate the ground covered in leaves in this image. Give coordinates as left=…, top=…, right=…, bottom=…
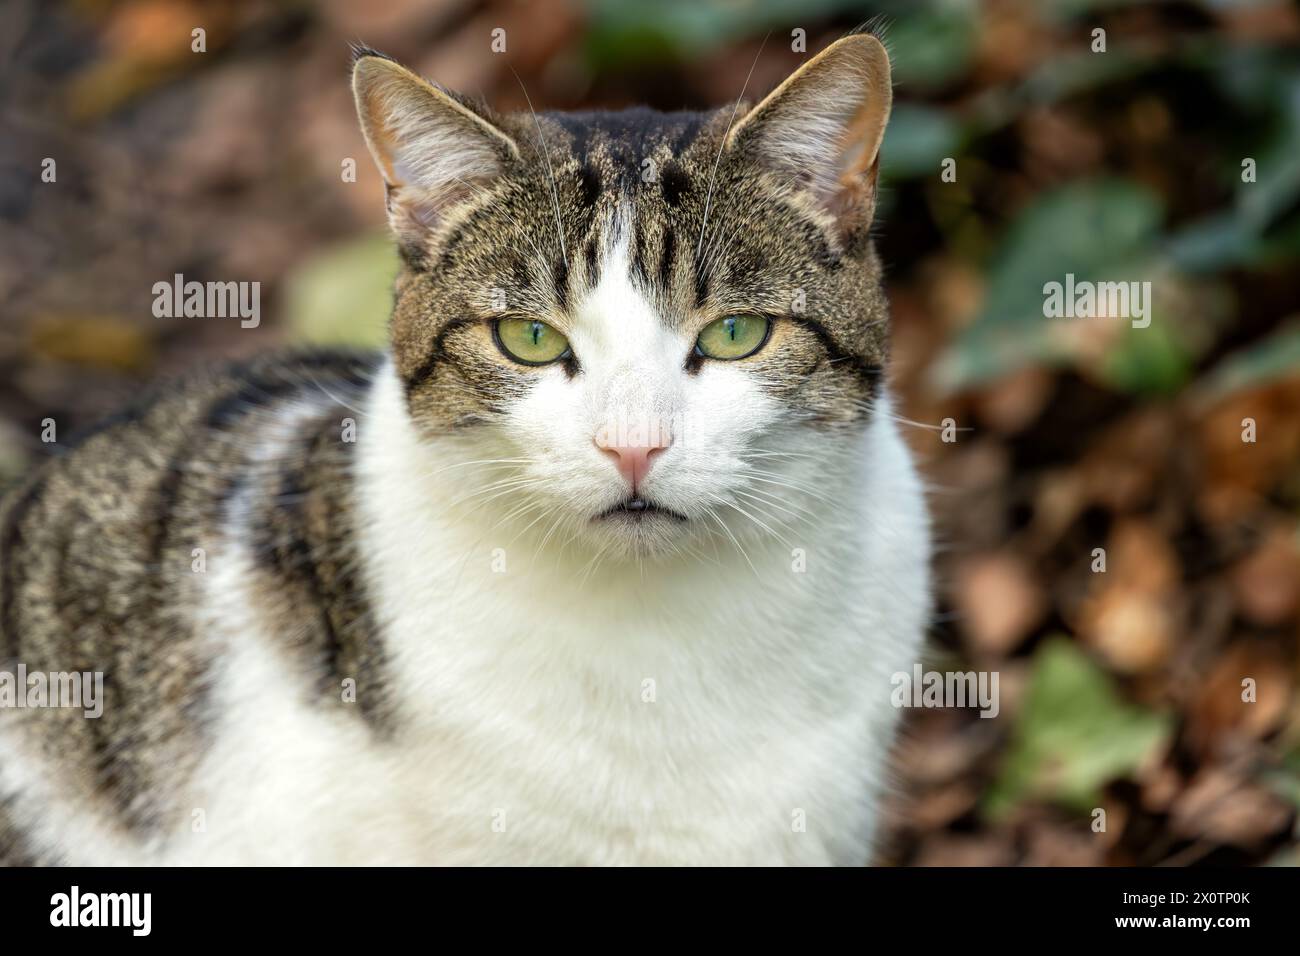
left=1, top=0, right=1297, bottom=865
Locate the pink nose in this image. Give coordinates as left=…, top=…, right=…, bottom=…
left=595, top=431, right=671, bottom=493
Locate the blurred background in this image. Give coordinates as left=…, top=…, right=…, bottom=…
left=1, top=0, right=1298, bottom=865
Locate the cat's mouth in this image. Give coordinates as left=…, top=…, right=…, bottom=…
left=595, top=497, right=688, bottom=523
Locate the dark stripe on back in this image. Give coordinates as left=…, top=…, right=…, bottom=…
left=0, top=350, right=383, bottom=842
left=111, top=352, right=380, bottom=828
left=148, top=354, right=373, bottom=566
left=250, top=410, right=391, bottom=729
left=0, top=787, right=39, bottom=866
left=256, top=449, right=345, bottom=679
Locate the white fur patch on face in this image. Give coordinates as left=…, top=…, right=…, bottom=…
left=484, top=209, right=834, bottom=559
left=351, top=352, right=930, bottom=864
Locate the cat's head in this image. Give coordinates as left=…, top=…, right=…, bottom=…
left=352, top=36, right=893, bottom=558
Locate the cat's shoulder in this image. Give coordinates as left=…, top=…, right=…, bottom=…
left=3, top=349, right=380, bottom=493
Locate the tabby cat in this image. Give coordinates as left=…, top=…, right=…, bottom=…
left=0, top=33, right=930, bottom=865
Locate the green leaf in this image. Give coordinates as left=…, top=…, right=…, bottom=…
left=1167, top=74, right=1300, bottom=272
left=1098, top=314, right=1195, bottom=396
left=281, top=234, right=397, bottom=349
left=932, top=178, right=1164, bottom=390
left=1164, top=211, right=1261, bottom=272
left=582, top=0, right=853, bottom=67
left=883, top=3, right=977, bottom=91
left=984, top=638, right=1172, bottom=819
left=881, top=104, right=963, bottom=179
left=1196, top=319, right=1300, bottom=400
left=982, top=179, right=1163, bottom=329
left=1263, top=747, right=1300, bottom=803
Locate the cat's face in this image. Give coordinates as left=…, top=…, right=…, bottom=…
left=353, top=36, right=893, bottom=558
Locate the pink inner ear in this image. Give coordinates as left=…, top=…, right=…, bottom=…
left=839, top=98, right=889, bottom=179
left=726, top=36, right=891, bottom=234
left=355, top=58, right=517, bottom=242
left=386, top=172, right=466, bottom=229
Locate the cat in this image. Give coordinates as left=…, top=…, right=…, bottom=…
left=0, top=33, right=930, bottom=865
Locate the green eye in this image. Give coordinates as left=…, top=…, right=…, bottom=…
left=494, top=318, right=571, bottom=365
left=695, top=314, right=771, bottom=361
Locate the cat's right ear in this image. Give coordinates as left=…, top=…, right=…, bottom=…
left=352, top=51, right=520, bottom=244
left=726, top=34, right=892, bottom=242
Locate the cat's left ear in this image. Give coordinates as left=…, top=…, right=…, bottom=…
left=352, top=51, right=520, bottom=244
left=727, top=34, right=892, bottom=239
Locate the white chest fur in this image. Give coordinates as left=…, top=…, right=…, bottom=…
left=232, top=363, right=930, bottom=865
left=36, top=360, right=928, bottom=867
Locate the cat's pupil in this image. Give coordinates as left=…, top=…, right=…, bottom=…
left=725, top=318, right=737, bottom=340
left=530, top=322, right=542, bottom=346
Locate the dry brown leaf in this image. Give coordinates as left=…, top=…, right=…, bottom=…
left=1074, top=519, right=1180, bottom=673
left=1079, top=587, right=1175, bottom=674
left=907, top=784, right=981, bottom=831
left=916, top=257, right=985, bottom=335
left=1187, top=644, right=1294, bottom=756
left=1196, top=380, right=1300, bottom=526
left=912, top=833, right=1016, bottom=867
left=1170, top=769, right=1294, bottom=846
left=1137, top=760, right=1183, bottom=814
left=974, top=365, right=1053, bottom=435
left=28, top=314, right=155, bottom=372
left=1022, top=820, right=1108, bottom=866
left=1020, top=106, right=1105, bottom=180
left=895, top=714, right=999, bottom=786
left=1078, top=409, right=1178, bottom=513
left=953, top=551, right=1046, bottom=655
left=1231, top=524, right=1300, bottom=626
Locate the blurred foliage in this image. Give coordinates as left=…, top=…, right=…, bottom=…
left=2, top=0, right=1297, bottom=866
left=880, top=0, right=978, bottom=90
left=282, top=236, right=396, bottom=349
left=925, top=36, right=1300, bottom=394
left=934, top=178, right=1167, bottom=390
left=986, top=638, right=1173, bottom=818
left=1199, top=320, right=1300, bottom=400
left=881, top=105, right=964, bottom=179
left=583, top=0, right=855, bottom=66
